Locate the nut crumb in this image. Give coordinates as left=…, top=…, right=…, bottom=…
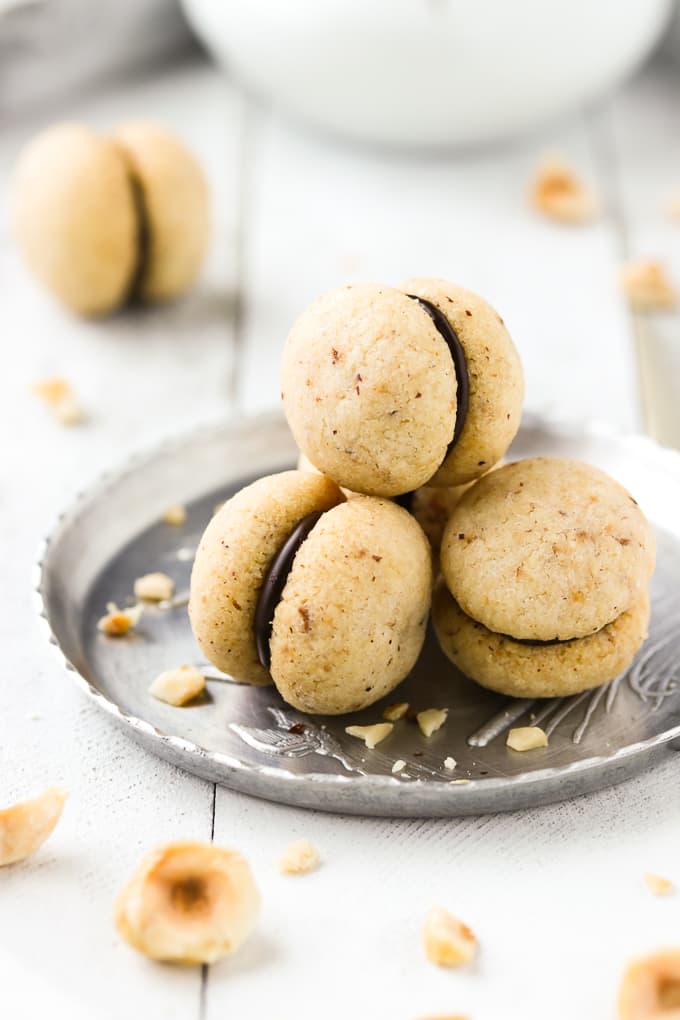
left=115, top=842, right=260, bottom=964
left=444, top=757, right=457, bottom=771
left=163, top=504, right=187, bottom=527
left=277, top=838, right=320, bottom=875
left=0, top=787, right=66, bottom=866
left=32, top=377, right=84, bottom=425
left=530, top=158, right=597, bottom=223
left=345, top=723, right=393, bottom=749
left=133, top=572, right=175, bottom=602
left=383, top=701, right=409, bottom=722
left=618, top=948, right=680, bottom=1019
left=97, top=602, right=143, bottom=636
left=392, top=759, right=406, bottom=774
left=423, top=906, right=477, bottom=968
left=417, top=708, right=448, bottom=738
left=450, top=779, right=471, bottom=785
left=149, top=666, right=205, bottom=706
left=507, top=726, right=548, bottom=752
left=621, top=260, right=676, bottom=311
left=644, top=873, right=674, bottom=897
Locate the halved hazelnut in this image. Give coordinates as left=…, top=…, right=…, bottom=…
left=345, top=723, right=393, bottom=749
left=423, top=906, right=477, bottom=968
left=97, top=601, right=143, bottom=636
left=163, top=504, right=187, bottom=527
left=0, top=787, right=66, bottom=866
left=115, top=841, right=260, bottom=964
left=530, top=158, right=597, bottom=223
left=134, top=572, right=175, bottom=602
left=619, top=949, right=680, bottom=1019
left=621, top=260, right=676, bottom=311
left=149, top=666, right=206, bottom=706
left=383, top=701, right=409, bottom=721
left=417, top=708, right=448, bottom=738
left=277, top=838, right=320, bottom=875
left=507, top=726, right=548, bottom=751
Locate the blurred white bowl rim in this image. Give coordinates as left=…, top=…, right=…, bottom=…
left=180, top=0, right=673, bottom=147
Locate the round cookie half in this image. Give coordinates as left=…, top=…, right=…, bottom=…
left=189, top=471, right=344, bottom=686
left=400, top=278, right=524, bottom=486
left=441, top=457, right=656, bottom=641
left=12, top=123, right=138, bottom=315
left=114, top=121, right=209, bottom=303
left=270, top=496, right=432, bottom=714
left=281, top=283, right=458, bottom=496
left=433, top=580, right=650, bottom=699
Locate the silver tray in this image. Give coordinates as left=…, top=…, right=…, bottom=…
left=35, top=412, right=680, bottom=817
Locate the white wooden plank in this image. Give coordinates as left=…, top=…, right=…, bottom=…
left=237, top=107, right=639, bottom=431
left=0, top=61, right=241, bottom=1020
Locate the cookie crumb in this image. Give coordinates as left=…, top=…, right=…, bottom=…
left=444, top=757, right=457, bottom=771
left=423, top=906, right=477, bottom=968
left=32, top=377, right=84, bottom=425
left=134, top=572, right=175, bottom=602
left=507, top=726, right=548, bottom=751
left=277, top=838, right=320, bottom=875
left=620, top=260, right=676, bottom=311
left=345, top=723, right=393, bottom=749
left=383, top=701, right=409, bottom=722
left=618, top=948, right=680, bottom=1019
left=417, top=708, right=448, bottom=738
left=392, top=759, right=406, bottom=774
left=450, top=779, right=471, bottom=785
left=149, top=665, right=205, bottom=706
left=530, top=158, right=597, bottom=223
left=163, top=504, right=187, bottom=527
left=97, top=602, right=143, bottom=636
left=0, top=787, right=66, bottom=866
left=644, top=873, right=674, bottom=897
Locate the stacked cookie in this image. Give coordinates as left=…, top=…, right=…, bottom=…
left=190, top=278, right=654, bottom=715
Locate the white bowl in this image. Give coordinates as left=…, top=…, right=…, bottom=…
left=181, top=0, right=672, bottom=147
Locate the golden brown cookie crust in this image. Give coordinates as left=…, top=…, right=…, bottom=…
left=282, top=283, right=458, bottom=496
left=441, top=457, right=656, bottom=641
left=433, top=580, right=650, bottom=699
left=271, top=496, right=432, bottom=714
left=189, top=471, right=344, bottom=685
left=401, top=278, right=524, bottom=486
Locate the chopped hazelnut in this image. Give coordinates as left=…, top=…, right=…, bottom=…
left=383, top=701, right=409, bottom=722
left=32, top=377, right=83, bottom=425
left=115, top=841, right=260, bottom=964
left=644, top=873, right=674, bottom=897
left=621, top=260, right=676, bottom=311
left=97, top=602, right=143, bottom=636
left=133, top=572, right=175, bottom=602
left=444, top=757, right=457, bottom=771
left=618, top=949, right=680, bottom=1019
left=392, top=759, right=406, bottom=774
left=345, top=723, right=393, bottom=749
left=162, top=504, right=187, bottom=527
left=149, top=666, right=205, bottom=706
left=506, top=726, right=548, bottom=751
left=423, top=906, right=477, bottom=968
left=530, top=158, right=598, bottom=223
left=0, top=787, right=66, bottom=866
left=417, top=708, right=448, bottom=738
left=277, top=838, right=320, bottom=875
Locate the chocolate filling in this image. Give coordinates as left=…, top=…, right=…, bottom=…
left=407, top=295, right=470, bottom=459
left=254, top=510, right=323, bottom=670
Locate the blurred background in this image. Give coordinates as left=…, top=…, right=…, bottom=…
left=2, top=0, right=680, bottom=486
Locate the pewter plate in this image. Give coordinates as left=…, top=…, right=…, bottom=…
left=35, top=412, right=680, bottom=816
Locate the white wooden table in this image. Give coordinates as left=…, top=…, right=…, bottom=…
left=2, top=54, right=680, bottom=1020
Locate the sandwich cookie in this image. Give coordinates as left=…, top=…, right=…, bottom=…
left=189, top=471, right=432, bottom=714
left=281, top=279, right=523, bottom=497
left=433, top=457, right=655, bottom=697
